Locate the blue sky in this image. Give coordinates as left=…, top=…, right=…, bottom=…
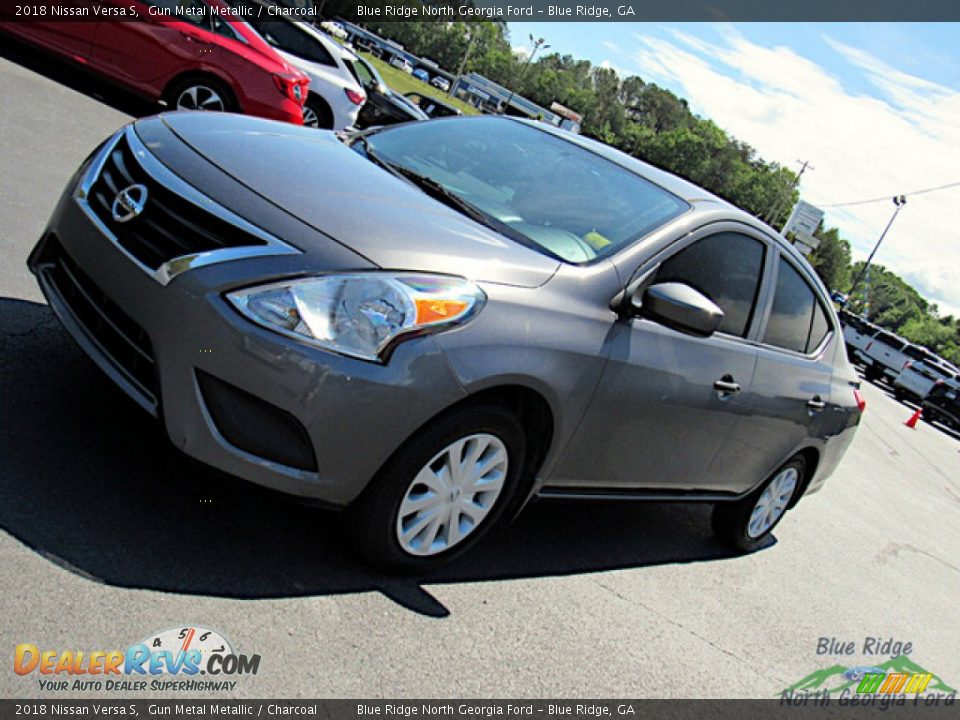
left=507, top=23, right=960, bottom=316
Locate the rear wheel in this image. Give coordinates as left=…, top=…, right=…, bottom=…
left=167, top=77, right=235, bottom=113
left=348, top=404, right=526, bottom=572
left=302, top=96, right=333, bottom=129
left=712, top=457, right=805, bottom=553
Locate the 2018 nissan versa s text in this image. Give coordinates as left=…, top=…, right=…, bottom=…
left=27, top=114, right=863, bottom=570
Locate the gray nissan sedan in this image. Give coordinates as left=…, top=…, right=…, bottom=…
left=28, top=114, right=863, bottom=569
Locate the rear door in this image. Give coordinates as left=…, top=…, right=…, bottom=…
left=712, top=252, right=837, bottom=490
left=552, top=225, right=769, bottom=493
left=89, top=0, right=225, bottom=94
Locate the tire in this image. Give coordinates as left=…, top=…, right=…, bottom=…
left=864, top=366, right=882, bottom=383
left=712, top=457, right=805, bottom=553
left=166, top=76, right=235, bottom=113
left=347, top=403, right=526, bottom=572
left=302, top=96, right=333, bottom=129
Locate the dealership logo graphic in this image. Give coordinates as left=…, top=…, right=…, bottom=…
left=111, top=183, right=148, bottom=223
left=14, top=626, right=260, bottom=691
left=782, top=655, right=956, bottom=699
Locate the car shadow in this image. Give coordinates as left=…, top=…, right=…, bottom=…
left=0, top=33, right=157, bottom=118
left=1, top=297, right=752, bottom=618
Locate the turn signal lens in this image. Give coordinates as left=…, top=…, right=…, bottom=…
left=415, top=298, right=469, bottom=325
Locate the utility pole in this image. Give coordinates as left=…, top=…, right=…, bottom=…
left=455, top=26, right=477, bottom=90
left=848, top=195, right=907, bottom=300
left=503, top=35, right=549, bottom=114
left=765, top=159, right=814, bottom=228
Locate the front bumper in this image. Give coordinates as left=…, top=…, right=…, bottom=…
left=28, top=170, right=467, bottom=507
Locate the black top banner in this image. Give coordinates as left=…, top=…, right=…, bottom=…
left=1, top=0, right=959, bottom=22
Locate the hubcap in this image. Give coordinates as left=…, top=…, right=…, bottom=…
left=747, top=467, right=798, bottom=538
left=176, top=85, right=225, bottom=112
left=396, top=433, right=508, bottom=557
left=302, top=105, right=320, bottom=128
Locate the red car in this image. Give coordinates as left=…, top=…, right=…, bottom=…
left=0, top=0, right=309, bottom=124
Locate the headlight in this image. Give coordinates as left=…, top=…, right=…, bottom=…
left=227, top=273, right=485, bottom=362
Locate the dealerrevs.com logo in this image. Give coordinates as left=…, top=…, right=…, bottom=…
left=14, top=626, right=260, bottom=693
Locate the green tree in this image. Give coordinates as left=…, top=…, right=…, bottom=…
left=808, top=227, right=851, bottom=291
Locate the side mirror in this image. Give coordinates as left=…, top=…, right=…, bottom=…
left=632, top=282, right=724, bottom=338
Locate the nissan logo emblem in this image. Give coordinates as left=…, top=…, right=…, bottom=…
left=111, top=183, right=148, bottom=223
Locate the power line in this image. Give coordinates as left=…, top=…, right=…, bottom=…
left=819, top=179, right=960, bottom=208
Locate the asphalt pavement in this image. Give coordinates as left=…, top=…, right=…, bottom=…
left=1, top=40, right=958, bottom=699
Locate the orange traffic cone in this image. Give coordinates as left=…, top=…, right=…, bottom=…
left=904, top=407, right=922, bottom=429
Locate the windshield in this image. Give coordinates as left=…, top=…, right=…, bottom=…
left=362, top=117, right=689, bottom=263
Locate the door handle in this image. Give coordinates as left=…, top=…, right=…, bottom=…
left=807, top=396, right=826, bottom=411
left=713, top=375, right=741, bottom=395
left=180, top=31, right=210, bottom=45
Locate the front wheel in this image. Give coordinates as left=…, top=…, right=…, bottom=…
left=347, top=404, right=526, bottom=572
left=712, top=457, right=805, bottom=553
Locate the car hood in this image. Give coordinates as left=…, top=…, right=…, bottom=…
left=151, top=113, right=558, bottom=288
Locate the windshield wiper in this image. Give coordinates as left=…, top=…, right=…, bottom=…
left=352, top=137, right=512, bottom=233
left=352, top=138, right=546, bottom=253
left=387, top=165, right=493, bottom=227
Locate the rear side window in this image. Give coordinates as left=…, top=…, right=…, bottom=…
left=653, top=233, right=765, bottom=338
left=762, top=257, right=832, bottom=354
left=250, top=20, right=336, bottom=66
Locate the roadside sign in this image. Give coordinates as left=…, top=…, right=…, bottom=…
left=784, top=200, right=824, bottom=245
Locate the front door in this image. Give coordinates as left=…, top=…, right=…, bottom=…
left=551, top=229, right=770, bottom=493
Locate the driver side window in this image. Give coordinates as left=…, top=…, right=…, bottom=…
left=651, top=232, right=765, bottom=338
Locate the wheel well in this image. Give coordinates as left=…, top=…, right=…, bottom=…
left=306, top=93, right=333, bottom=124
left=789, top=447, right=821, bottom=508
left=440, top=385, right=554, bottom=514
left=163, top=71, right=238, bottom=110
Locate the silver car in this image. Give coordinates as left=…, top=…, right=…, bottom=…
left=28, top=114, right=863, bottom=570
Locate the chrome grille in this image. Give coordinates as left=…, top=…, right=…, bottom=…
left=84, top=133, right=267, bottom=270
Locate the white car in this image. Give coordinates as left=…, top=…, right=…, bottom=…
left=894, top=355, right=959, bottom=402
left=320, top=20, right=348, bottom=40
left=861, top=329, right=913, bottom=384
left=838, top=311, right=877, bottom=366
left=389, top=56, right=414, bottom=74
left=229, top=0, right=366, bottom=130
left=430, top=76, right=451, bottom=92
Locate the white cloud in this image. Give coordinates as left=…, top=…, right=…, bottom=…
left=599, top=58, right=630, bottom=78
left=616, top=28, right=960, bottom=317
